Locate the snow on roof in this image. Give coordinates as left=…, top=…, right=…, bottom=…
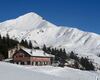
left=22, top=48, right=54, bottom=57
left=3, top=58, right=13, bottom=62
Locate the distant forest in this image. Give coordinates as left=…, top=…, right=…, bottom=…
left=42, top=45, right=95, bottom=70
left=0, top=34, right=33, bottom=58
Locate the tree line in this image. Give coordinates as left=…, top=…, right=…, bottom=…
left=0, top=34, right=33, bottom=58
left=0, top=34, right=18, bottom=58
left=42, top=45, right=95, bottom=70
left=69, top=51, right=95, bottom=70
left=42, top=44, right=67, bottom=67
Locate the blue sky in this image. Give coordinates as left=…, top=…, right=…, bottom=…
left=0, top=0, right=100, bottom=34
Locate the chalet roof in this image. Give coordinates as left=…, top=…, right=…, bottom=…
left=22, top=48, right=54, bottom=57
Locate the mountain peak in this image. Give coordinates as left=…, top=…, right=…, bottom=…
left=0, top=12, right=44, bottom=30
left=17, top=12, right=42, bottom=20
left=24, top=12, right=38, bottom=15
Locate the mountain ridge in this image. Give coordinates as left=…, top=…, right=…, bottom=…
left=0, top=12, right=100, bottom=54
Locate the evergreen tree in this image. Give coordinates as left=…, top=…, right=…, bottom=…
left=20, top=39, right=25, bottom=46
left=24, top=40, right=28, bottom=48
left=42, top=44, right=47, bottom=52
left=29, top=40, right=32, bottom=49
left=0, top=34, right=19, bottom=58
left=58, top=48, right=67, bottom=67
left=20, top=39, right=28, bottom=48
left=80, top=57, right=95, bottom=70
left=69, top=51, right=79, bottom=61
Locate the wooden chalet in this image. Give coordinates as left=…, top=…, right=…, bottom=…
left=13, top=48, right=54, bottom=66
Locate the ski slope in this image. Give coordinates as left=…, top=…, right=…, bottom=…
left=0, top=62, right=100, bottom=80
left=0, top=62, right=63, bottom=80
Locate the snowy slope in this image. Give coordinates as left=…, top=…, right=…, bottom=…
left=0, top=12, right=100, bottom=65
left=0, top=62, right=63, bottom=80
left=0, top=62, right=100, bottom=80
left=0, top=12, right=100, bottom=50
left=26, top=66, right=100, bottom=80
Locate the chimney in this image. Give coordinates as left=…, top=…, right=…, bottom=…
left=16, top=44, right=20, bottom=51
left=16, top=44, right=21, bottom=51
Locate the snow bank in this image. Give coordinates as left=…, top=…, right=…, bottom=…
left=0, top=62, right=64, bottom=80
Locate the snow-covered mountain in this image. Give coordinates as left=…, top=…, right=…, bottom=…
left=0, top=12, right=100, bottom=65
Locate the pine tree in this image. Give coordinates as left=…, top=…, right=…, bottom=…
left=0, top=34, right=19, bottom=58
left=42, top=44, right=47, bottom=52
left=20, top=39, right=28, bottom=48
left=29, top=40, right=32, bottom=49
left=20, top=39, right=25, bottom=46
left=58, top=48, right=67, bottom=67
left=69, top=51, right=79, bottom=61
left=80, top=57, right=95, bottom=70
left=24, top=40, right=28, bottom=48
